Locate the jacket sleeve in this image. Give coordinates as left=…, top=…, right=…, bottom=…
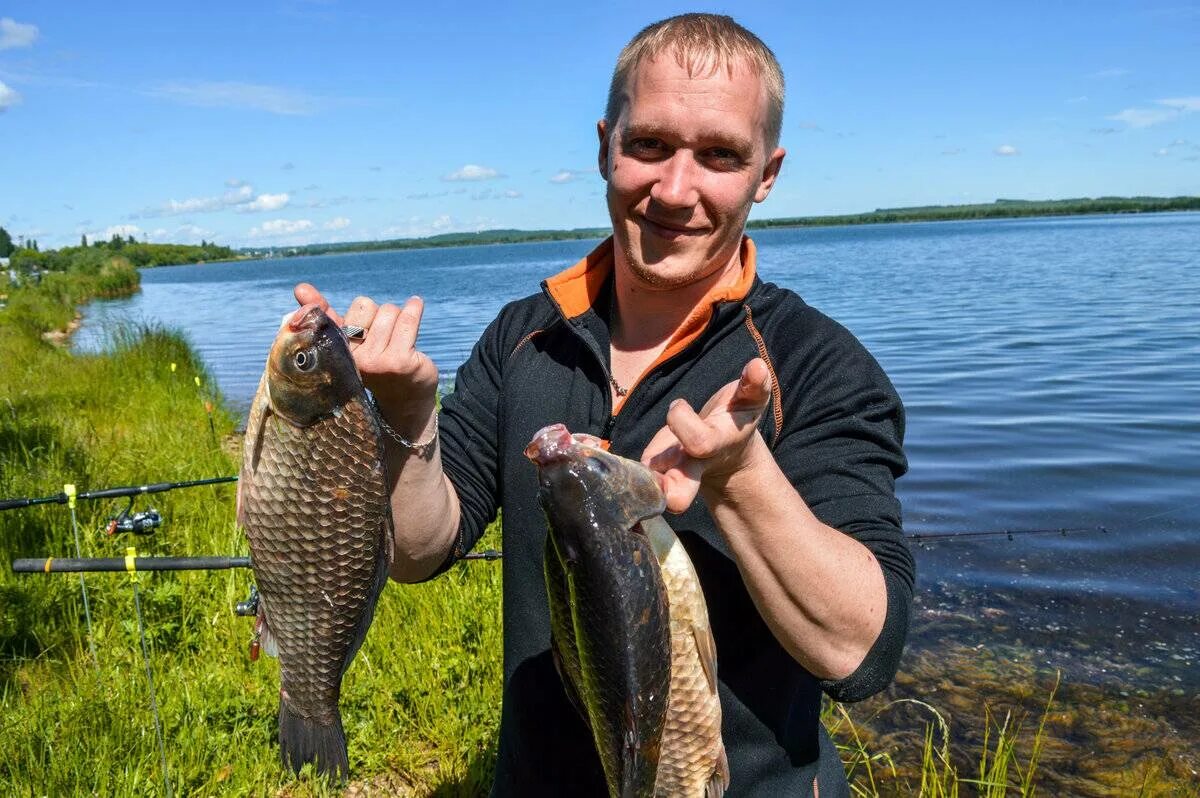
left=429, top=312, right=510, bottom=573
left=770, top=311, right=914, bottom=703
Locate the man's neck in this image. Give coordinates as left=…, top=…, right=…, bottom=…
left=610, top=249, right=743, bottom=354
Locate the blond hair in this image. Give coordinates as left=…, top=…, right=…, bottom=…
left=605, top=14, right=785, bottom=150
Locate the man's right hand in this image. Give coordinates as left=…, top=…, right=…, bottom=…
left=294, top=282, right=440, bottom=439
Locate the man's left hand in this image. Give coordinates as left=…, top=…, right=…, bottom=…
left=641, top=358, right=772, bottom=513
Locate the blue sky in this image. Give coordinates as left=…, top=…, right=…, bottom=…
left=1, top=1, right=1197, bottom=250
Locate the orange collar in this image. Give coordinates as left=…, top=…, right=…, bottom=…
left=544, top=236, right=758, bottom=320
left=544, top=236, right=759, bottom=413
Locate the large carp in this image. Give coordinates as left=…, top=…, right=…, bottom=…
left=526, top=424, right=729, bottom=798
left=237, top=303, right=392, bottom=779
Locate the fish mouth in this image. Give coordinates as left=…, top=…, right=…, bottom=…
left=525, top=423, right=604, bottom=465
left=288, top=303, right=328, bottom=333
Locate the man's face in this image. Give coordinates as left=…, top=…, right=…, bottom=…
left=599, top=54, right=785, bottom=292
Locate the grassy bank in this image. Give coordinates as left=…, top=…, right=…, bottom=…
left=1, top=273, right=1194, bottom=795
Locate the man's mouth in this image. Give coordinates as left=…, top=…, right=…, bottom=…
left=639, top=215, right=706, bottom=238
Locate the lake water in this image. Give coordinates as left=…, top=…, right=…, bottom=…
left=76, top=214, right=1200, bottom=694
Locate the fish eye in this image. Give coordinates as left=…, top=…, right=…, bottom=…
left=294, top=348, right=317, bottom=372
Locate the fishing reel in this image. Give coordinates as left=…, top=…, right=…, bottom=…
left=235, top=584, right=260, bottom=617
left=103, top=498, right=163, bottom=536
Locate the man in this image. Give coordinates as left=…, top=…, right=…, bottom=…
left=297, top=13, right=912, bottom=796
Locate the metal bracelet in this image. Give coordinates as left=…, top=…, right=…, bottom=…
left=379, top=412, right=439, bottom=457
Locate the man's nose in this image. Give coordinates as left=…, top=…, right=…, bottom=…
left=649, top=151, right=700, bottom=208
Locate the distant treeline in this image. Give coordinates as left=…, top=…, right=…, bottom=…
left=271, top=227, right=612, bottom=257
left=245, top=195, right=1200, bottom=258
left=749, top=195, right=1200, bottom=229
left=5, top=235, right=237, bottom=272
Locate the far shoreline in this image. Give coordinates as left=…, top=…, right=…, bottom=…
left=229, top=195, right=1200, bottom=261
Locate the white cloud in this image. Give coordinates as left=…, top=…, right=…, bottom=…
left=0, top=79, right=20, bottom=111
left=102, top=224, right=142, bottom=239
left=225, top=178, right=246, bottom=188
left=236, top=192, right=290, bottom=213
left=994, top=144, right=1020, bottom=156
left=504, top=190, right=522, bottom=198
left=443, top=164, right=501, bottom=181
left=248, top=219, right=314, bottom=237
left=323, top=217, right=351, bottom=230
left=147, top=81, right=319, bottom=115
left=1160, top=97, right=1200, bottom=112
left=0, top=18, right=38, bottom=50
left=550, top=168, right=598, bottom=184
left=1154, top=148, right=1170, bottom=157
left=1108, top=107, right=1178, bottom=128
left=941, top=148, right=964, bottom=156
left=1066, top=96, right=1089, bottom=104
left=142, top=184, right=266, bottom=217
left=380, top=214, right=464, bottom=238
left=175, top=224, right=214, bottom=241
left=1108, top=98, right=1199, bottom=129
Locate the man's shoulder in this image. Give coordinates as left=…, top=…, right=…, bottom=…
left=482, top=290, right=560, bottom=350
left=746, top=279, right=860, bottom=351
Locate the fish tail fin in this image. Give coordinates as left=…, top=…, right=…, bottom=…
left=278, top=698, right=348, bottom=781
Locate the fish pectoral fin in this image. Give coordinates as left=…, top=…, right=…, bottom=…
left=550, top=635, right=588, bottom=725
left=693, top=621, right=719, bottom=696
left=257, top=606, right=279, bottom=658
left=639, top=515, right=678, bottom=566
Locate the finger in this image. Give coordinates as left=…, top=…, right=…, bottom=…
left=731, top=358, right=772, bottom=411
left=645, top=441, right=688, bottom=475
left=294, top=282, right=328, bottom=310
left=660, top=461, right=703, bottom=513
left=640, top=424, right=681, bottom=469
left=343, top=295, right=380, bottom=331
left=666, top=398, right=723, bottom=459
left=359, top=302, right=403, bottom=359
left=294, top=283, right=345, bottom=327
left=387, top=296, right=425, bottom=352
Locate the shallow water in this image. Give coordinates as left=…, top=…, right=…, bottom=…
left=76, top=214, right=1200, bottom=706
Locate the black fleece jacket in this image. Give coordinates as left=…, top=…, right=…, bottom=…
left=436, top=237, right=912, bottom=797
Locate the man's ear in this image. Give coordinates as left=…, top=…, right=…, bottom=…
left=754, top=146, right=786, bottom=203
left=597, top=119, right=610, bottom=180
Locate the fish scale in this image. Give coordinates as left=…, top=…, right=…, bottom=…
left=238, top=305, right=392, bottom=780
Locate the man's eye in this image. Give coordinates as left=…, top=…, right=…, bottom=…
left=628, top=138, right=665, bottom=156
left=706, top=148, right=743, bottom=166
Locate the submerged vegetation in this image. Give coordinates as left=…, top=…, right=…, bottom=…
left=1, top=269, right=1196, bottom=795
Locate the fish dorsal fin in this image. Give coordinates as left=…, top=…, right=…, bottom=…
left=237, top=373, right=273, bottom=526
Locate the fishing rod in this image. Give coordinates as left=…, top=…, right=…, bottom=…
left=0, top=475, right=238, bottom=512
left=11, top=550, right=502, bottom=574
left=12, top=555, right=252, bottom=573
left=11, top=551, right=501, bottom=573
left=905, top=525, right=1107, bottom=543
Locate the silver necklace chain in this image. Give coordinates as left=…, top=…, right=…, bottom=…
left=607, top=289, right=630, bottom=398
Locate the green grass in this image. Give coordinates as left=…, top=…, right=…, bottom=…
left=2, top=271, right=1195, bottom=796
